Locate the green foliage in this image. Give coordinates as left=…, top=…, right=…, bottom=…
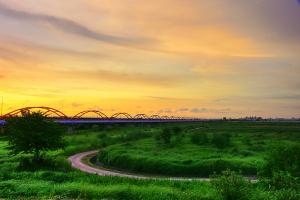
left=0, top=121, right=300, bottom=199
left=98, top=137, right=260, bottom=177
left=155, top=127, right=185, bottom=146
left=99, top=148, right=258, bottom=177
left=122, top=131, right=151, bottom=141
left=260, top=171, right=299, bottom=191
left=173, top=127, right=184, bottom=144
left=211, top=133, right=231, bottom=149
left=261, top=143, right=300, bottom=177
left=191, top=132, right=209, bottom=145
left=18, top=156, right=72, bottom=171
left=97, top=132, right=108, bottom=140
left=157, top=128, right=173, bottom=145
left=272, top=189, right=300, bottom=200
left=5, top=112, right=65, bottom=162
left=173, top=127, right=183, bottom=135
left=211, top=170, right=251, bottom=200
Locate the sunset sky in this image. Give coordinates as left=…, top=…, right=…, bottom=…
left=0, top=0, right=299, bottom=118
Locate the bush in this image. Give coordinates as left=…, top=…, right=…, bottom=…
left=261, top=143, right=300, bottom=177
left=97, top=132, right=108, bottom=140
left=97, top=131, right=151, bottom=148
left=260, top=171, right=299, bottom=191
left=172, top=127, right=183, bottom=135
left=211, top=170, right=252, bottom=200
left=97, top=133, right=111, bottom=148
left=272, top=189, right=300, bottom=200
left=211, top=133, right=230, bottom=149
left=122, top=131, right=150, bottom=141
left=17, top=156, right=72, bottom=171
left=191, top=132, right=209, bottom=145
left=172, top=127, right=184, bottom=144
left=155, top=128, right=173, bottom=145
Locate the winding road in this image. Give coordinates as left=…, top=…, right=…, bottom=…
left=69, top=150, right=258, bottom=182
left=68, top=150, right=210, bottom=181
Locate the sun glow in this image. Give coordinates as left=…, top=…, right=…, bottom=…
left=0, top=0, right=299, bottom=118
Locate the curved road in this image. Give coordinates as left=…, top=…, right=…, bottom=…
left=68, top=150, right=209, bottom=181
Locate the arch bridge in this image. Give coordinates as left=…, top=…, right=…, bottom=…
left=1, top=107, right=67, bottom=119
left=0, top=106, right=200, bottom=124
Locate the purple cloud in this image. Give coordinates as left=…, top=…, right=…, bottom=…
left=0, top=3, right=153, bottom=47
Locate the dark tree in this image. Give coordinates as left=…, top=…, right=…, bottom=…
left=5, top=112, right=65, bottom=162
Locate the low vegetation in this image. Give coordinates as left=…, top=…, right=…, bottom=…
left=211, top=170, right=252, bottom=200
left=261, top=143, right=300, bottom=177
left=98, top=122, right=300, bottom=177
left=0, top=121, right=299, bottom=199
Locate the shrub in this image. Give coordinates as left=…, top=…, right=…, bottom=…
left=122, top=131, right=150, bottom=141
left=260, top=171, right=299, bottom=191
left=97, top=133, right=110, bottom=148
left=91, top=124, right=100, bottom=131
left=172, top=127, right=184, bottom=144
left=18, top=156, right=72, bottom=171
left=211, top=170, right=252, bottom=200
left=211, top=133, right=230, bottom=149
left=273, top=189, right=299, bottom=200
left=190, top=132, right=209, bottom=145
left=97, top=132, right=108, bottom=140
left=156, top=128, right=172, bottom=145
left=154, top=132, right=161, bottom=143
left=261, top=143, right=300, bottom=177
left=173, top=127, right=182, bottom=134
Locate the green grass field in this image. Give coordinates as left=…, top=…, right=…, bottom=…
left=0, top=121, right=299, bottom=199
left=98, top=122, right=299, bottom=177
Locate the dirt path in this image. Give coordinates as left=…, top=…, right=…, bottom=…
left=68, top=150, right=210, bottom=181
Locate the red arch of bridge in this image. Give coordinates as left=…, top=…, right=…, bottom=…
left=1, top=106, right=67, bottom=119
left=161, top=116, right=171, bottom=120
left=73, top=110, right=108, bottom=119
left=111, top=112, right=133, bottom=119
left=149, top=115, right=161, bottom=119
left=134, top=114, right=149, bottom=119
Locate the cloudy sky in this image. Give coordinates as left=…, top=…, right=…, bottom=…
left=0, top=0, right=299, bottom=118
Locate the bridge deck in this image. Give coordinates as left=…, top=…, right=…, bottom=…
left=0, top=119, right=207, bottom=126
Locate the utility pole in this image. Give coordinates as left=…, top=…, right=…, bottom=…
left=0, top=96, right=3, bottom=135
left=1, top=96, right=3, bottom=116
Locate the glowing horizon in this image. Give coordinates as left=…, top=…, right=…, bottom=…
left=0, top=0, right=299, bottom=118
